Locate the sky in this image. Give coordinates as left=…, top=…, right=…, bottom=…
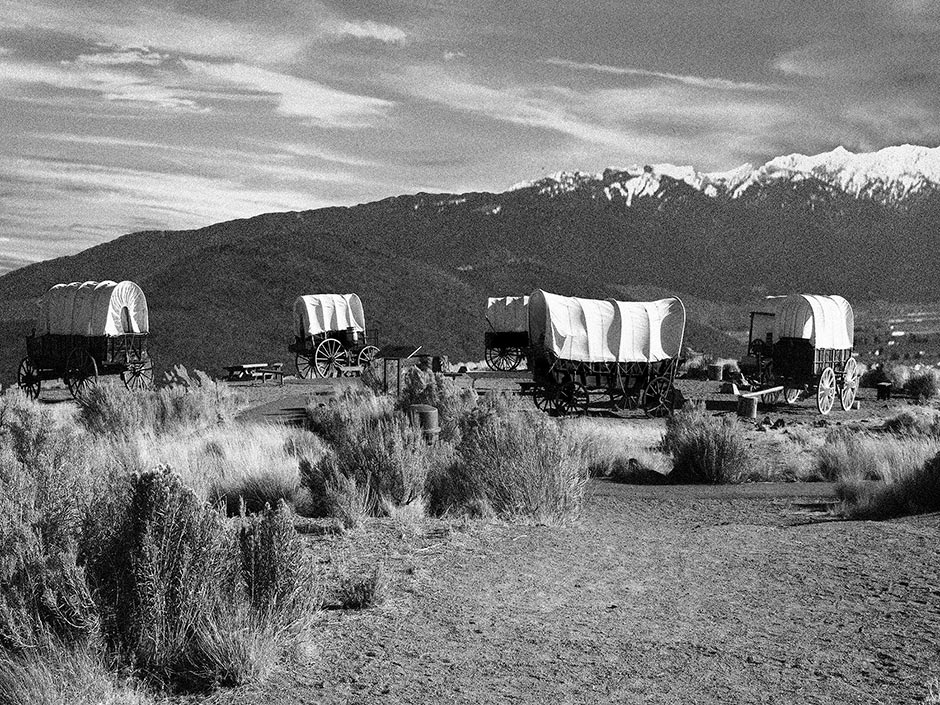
left=1, top=0, right=939, bottom=273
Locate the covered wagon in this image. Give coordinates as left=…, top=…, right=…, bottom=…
left=484, top=296, right=529, bottom=370
left=289, top=293, right=379, bottom=378
left=17, top=280, right=153, bottom=399
left=527, top=289, right=686, bottom=416
left=744, top=294, right=857, bottom=414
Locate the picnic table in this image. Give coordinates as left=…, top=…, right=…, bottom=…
left=223, top=362, right=284, bottom=384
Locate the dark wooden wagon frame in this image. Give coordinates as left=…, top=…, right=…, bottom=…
left=289, top=327, right=380, bottom=379
left=18, top=332, right=153, bottom=400
left=528, top=348, right=681, bottom=417
left=484, top=330, right=529, bottom=371
left=746, top=312, right=858, bottom=415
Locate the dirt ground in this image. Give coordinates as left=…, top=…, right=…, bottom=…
left=213, top=480, right=940, bottom=705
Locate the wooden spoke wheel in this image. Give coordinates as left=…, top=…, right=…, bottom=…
left=555, top=381, right=589, bottom=416
left=644, top=376, right=676, bottom=418
left=783, top=387, right=802, bottom=405
left=357, top=345, right=380, bottom=369
left=295, top=353, right=315, bottom=379
left=314, top=338, right=347, bottom=378
left=485, top=346, right=523, bottom=371
left=65, top=348, right=98, bottom=400
left=532, top=384, right=556, bottom=412
left=759, top=368, right=780, bottom=404
left=121, top=356, right=154, bottom=390
left=816, top=367, right=836, bottom=416
left=839, top=358, right=859, bottom=411
left=17, top=357, right=41, bottom=400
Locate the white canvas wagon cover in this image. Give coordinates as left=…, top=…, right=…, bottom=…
left=294, top=294, right=365, bottom=338
left=486, top=296, right=529, bottom=333
left=528, top=289, right=685, bottom=363
left=772, top=294, right=853, bottom=349
left=37, top=280, right=149, bottom=336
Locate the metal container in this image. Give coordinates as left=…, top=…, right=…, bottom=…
left=409, top=404, right=440, bottom=444
left=707, top=364, right=724, bottom=381
left=737, top=396, right=758, bottom=419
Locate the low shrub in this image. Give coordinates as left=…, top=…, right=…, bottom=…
left=662, top=403, right=748, bottom=484
left=298, top=454, right=371, bottom=528
left=0, top=645, right=155, bottom=705
left=838, top=450, right=940, bottom=520
left=882, top=408, right=940, bottom=438
left=336, top=565, right=387, bottom=610
left=435, top=402, right=587, bottom=522
left=79, top=380, right=239, bottom=439
left=814, top=429, right=940, bottom=482
left=904, top=372, right=938, bottom=404
left=607, top=453, right=672, bottom=484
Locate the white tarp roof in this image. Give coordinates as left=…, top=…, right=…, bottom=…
left=37, top=280, right=149, bottom=336
left=528, top=289, right=686, bottom=363
left=486, top=296, right=529, bottom=333
left=293, top=294, right=365, bottom=338
left=771, top=294, right=853, bottom=349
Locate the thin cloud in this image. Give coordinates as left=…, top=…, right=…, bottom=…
left=181, top=60, right=393, bottom=125
left=545, top=58, right=777, bottom=92
left=0, top=0, right=307, bottom=64
left=0, top=57, right=200, bottom=110
left=323, top=20, right=407, bottom=44
left=75, top=46, right=168, bottom=67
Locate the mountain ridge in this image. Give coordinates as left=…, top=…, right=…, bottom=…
left=0, top=143, right=938, bottom=383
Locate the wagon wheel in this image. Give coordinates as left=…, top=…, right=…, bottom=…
left=839, top=358, right=859, bottom=411
left=758, top=367, right=780, bottom=405
left=314, top=338, right=347, bottom=378
left=532, top=384, right=556, bottom=412
left=65, top=349, right=98, bottom=400
left=295, top=353, right=315, bottom=379
left=644, top=376, right=676, bottom=418
left=357, top=345, right=380, bottom=369
left=555, top=381, right=589, bottom=416
left=783, top=387, right=802, bottom=405
left=816, top=367, right=836, bottom=416
left=121, top=356, right=154, bottom=390
left=485, top=346, right=522, bottom=371
left=17, top=357, right=41, bottom=400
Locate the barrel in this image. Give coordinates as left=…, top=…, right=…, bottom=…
left=737, top=396, right=758, bottom=419
left=707, top=364, right=724, bottom=381
left=409, top=404, right=440, bottom=444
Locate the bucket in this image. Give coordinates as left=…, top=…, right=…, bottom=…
left=409, top=404, right=440, bottom=444
left=737, top=396, right=758, bottom=419
left=707, top=364, right=724, bottom=381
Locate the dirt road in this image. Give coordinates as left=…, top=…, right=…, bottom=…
left=223, top=482, right=940, bottom=705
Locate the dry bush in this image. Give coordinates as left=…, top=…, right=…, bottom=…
left=563, top=417, right=668, bottom=479
left=904, top=372, right=938, bottom=404
left=79, top=380, right=239, bottom=439
left=435, top=401, right=588, bottom=523
left=662, top=403, right=749, bottom=484
left=838, top=450, right=940, bottom=520
left=814, top=429, right=940, bottom=483
left=607, top=453, right=672, bottom=484
left=396, top=373, right=478, bottom=444
left=0, top=392, right=98, bottom=653
left=82, top=468, right=310, bottom=692
left=882, top=408, right=940, bottom=438
left=300, top=416, right=432, bottom=520
left=305, top=388, right=394, bottom=447
left=336, top=565, right=387, bottom=610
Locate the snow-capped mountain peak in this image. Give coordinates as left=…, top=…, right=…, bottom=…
left=504, top=144, right=940, bottom=205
